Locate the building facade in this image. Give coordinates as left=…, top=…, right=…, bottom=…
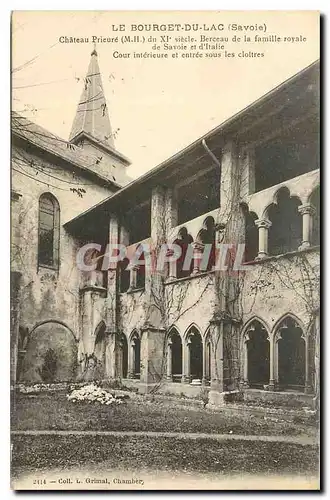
left=11, top=51, right=320, bottom=404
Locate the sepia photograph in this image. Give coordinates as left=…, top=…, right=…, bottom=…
left=10, top=10, right=320, bottom=490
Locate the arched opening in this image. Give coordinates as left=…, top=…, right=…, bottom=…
left=310, top=186, right=320, bottom=246
left=119, top=257, right=130, bottom=293
left=169, top=329, right=182, bottom=383
left=130, top=333, right=141, bottom=379
left=187, top=327, right=203, bottom=381
left=19, top=321, right=77, bottom=383
left=268, top=187, right=302, bottom=255
left=174, top=227, right=193, bottom=279
left=245, top=321, right=270, bottom=388
left=38, top=193, right=60, bottom=269
left=119, top=334, right=128, bottom=378
left=277, top=317, right=305, bottom=389
left=241, top=204, right=258, bottom=262
left=197, top=216, right=216, bottom=271
left=93, top=321, right=106, bottom=378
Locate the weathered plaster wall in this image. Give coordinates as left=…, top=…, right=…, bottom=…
left=165, top=274, right=216, bottom=337
left=240, top=249, right=320, bottom=333
left=119, top=290, right=147, bottom=339
left=12, top=144, right=114, bottom=381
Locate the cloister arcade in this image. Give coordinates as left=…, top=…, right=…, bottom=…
left=120, top=313, right=313, bottom=393
left=241, top=315, right=313, bottom=393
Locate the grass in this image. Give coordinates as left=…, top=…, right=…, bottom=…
left=11, top=434, right=319, bottom=477
left=11, top=391, right=317, bottom=437
left=11, top=391, right=319, bottom=480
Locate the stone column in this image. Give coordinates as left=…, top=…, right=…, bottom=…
left=255, top=219, right=272, bottom=260
left=139, top=325, right=166, bottom=389
left=202, top=342, right=207, bottom=385
left=298, top=203, right=316, bottom=250
left=128, top=265, right=138, bottom=291
left=164, top=187, right=178, bottom=230
left=166, top=248, right=177, bottom=281
left=166, top=339, right=172, bottom=380
left=304, top=335, right=312, bottom=393
left=208, top=319, right=224, bottom=399
left=241, top=334, right=249, bottom=388
left=191, top=242, right=205, bottom=275
left=181, top=339, right=191, bottom=383
left=268, top=335, right=275, bottom=390
left=127, top=340, right=135, bottom=379
left=274, top=334, right=281, bottom=387
left=105, top=332, right=118, bottom=379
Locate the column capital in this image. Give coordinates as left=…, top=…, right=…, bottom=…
left=166, top=248, right=175, bottom=257
left=192, top=241, right=205, bottom=252
left=298, top=203, right=316, bottom=216
left=255, top=218, right=272, bottom=229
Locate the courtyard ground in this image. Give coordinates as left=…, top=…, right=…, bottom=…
left=11, top=390, right=319, bottom=489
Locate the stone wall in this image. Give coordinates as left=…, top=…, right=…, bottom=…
left=12, top=143, right=114, bottom=382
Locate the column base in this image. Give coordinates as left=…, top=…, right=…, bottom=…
left=255, top=253, right=268, bottom=260
left=298, top=242, right=311, bottom=251
left=239, top=380, right=250, bottom=389
left=304, top=384, right=313, bottom=394
left=206, top=389, right=242, bottom=409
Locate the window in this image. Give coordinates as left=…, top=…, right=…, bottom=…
left=38, top=193, right=60, bottom=269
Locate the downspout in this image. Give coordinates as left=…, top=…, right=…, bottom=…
left=201, top=138, right=221, bottom=168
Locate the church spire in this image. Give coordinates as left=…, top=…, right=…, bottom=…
left=69, top=46, right=115, bottom=149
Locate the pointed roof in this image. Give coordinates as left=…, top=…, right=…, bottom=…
left=69, top=46, right=115, bottom=149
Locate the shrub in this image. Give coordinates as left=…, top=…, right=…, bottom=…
left=38, top=348, right=58, bottom=383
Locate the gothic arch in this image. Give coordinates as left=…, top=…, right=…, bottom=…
left=183, top=323, right=202, bottom=341
left=167, top=325, right=182, bottom=341
left=184, top=324, right=203, bottom=381
left=204, top=327, right=212, bottom=382
left=241, top=316, right=270, bottom=342
left=273, top=313, right=306, bottom=389
left=167, top=326, right=183, bottom=383
left=129, top=329, right=140, bottom=342
left=129, top=329, right=141, bottom=379
left=241, top=317, right=270, bottom=388
left=272, top=313, right=306, bottom=339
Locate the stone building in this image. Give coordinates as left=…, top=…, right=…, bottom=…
left=11, top=50, right=320, bottom=405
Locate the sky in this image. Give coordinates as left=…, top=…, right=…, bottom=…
left=12, top=10, right=319, bottom=179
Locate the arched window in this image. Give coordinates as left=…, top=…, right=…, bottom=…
left=38, top=193, right=60, bottom=269
left=174, top=227, right=193, bottom=279
left=268, top=187, right=302, bottom=256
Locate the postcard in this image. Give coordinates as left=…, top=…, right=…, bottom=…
left=11, top=10, right=320, bottom=490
